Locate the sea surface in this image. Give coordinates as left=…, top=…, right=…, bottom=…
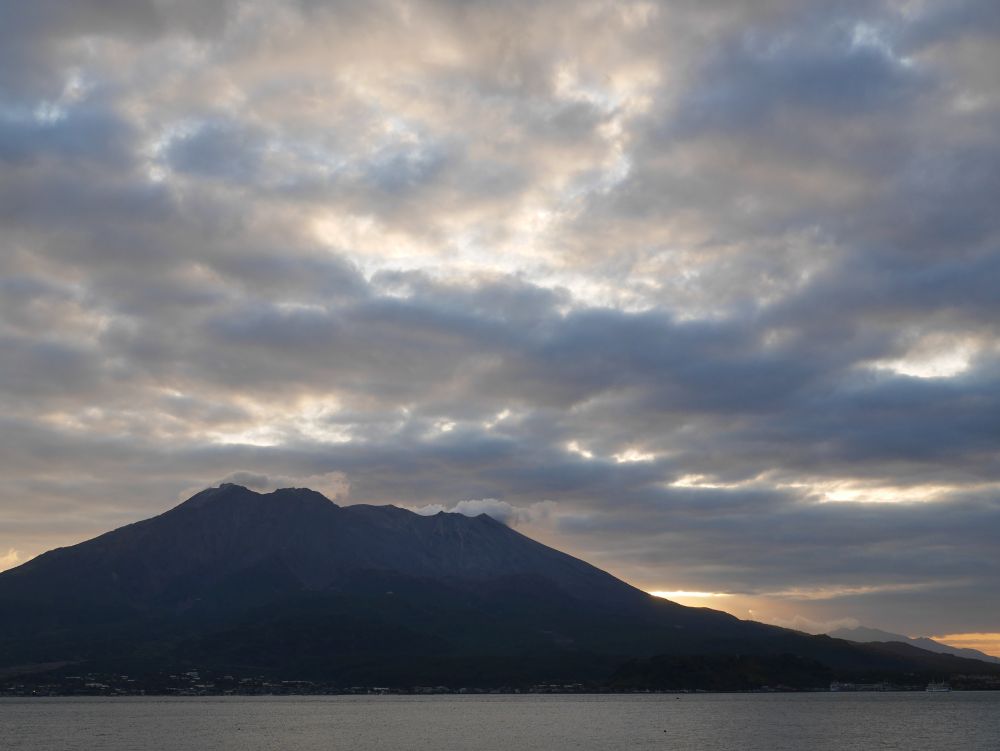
left=2, top=692, right=999, bottom=750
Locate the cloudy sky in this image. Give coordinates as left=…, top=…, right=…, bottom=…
left=2, top=0, right=999, bottom=654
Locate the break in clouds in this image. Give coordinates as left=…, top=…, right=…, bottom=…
left=1, top=0, right=999, bottom=639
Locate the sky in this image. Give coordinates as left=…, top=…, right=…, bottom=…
left=1, top=0, right=998, bottom=654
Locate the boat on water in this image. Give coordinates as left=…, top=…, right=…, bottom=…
left=925, top=682, right=952, bottom=692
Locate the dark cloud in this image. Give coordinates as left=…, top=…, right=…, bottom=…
left=0, top=105, right=135, bottom=167
left=673, top=20, right=923, bottom=137
left=902, top=0, right=1000, bottom=48
left=166, top=122, right=268, bottom=182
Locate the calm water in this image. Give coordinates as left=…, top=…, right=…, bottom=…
left=2, top=693, right=999, bottom=750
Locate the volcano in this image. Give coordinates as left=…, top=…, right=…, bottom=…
left=1, top=484, right=995, bottom=689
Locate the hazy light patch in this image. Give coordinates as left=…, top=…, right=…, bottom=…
left=617, top=1, right=659, bottom=31
left=220, top=470, right=351, bottom=502
left=147, top=119, right=204, bottom=160
left=803, top=480, right=971, bottom=504
left=669, top=474, right=752, bottom=490
left=313, top=209, right=548, bottom=282
left=431, top=419, right=455, bottom=435
left=614, top=448, right=656, bottom=463
left=553, top=62, right=621, bottom=113
left=875, top=355, right=971, bottom=379
left=409, top=498, right=539, bottom=527
left=566, top=440, right=594, bottom=460
left=764, top=582, right=931, bottom=601
left=952, top=90, right=989, bottom=113
left=650, top=590, right=739, bottom=610
left=28, top=69, right=88, bottom=125
left=0, top=548, right=22, bottom=572
left=650, top=590, right=731, bottom=600
left=230, top=398, right=354, bottom=446
left=295, top=417, right=354, bottom=445
left=821, top=487, right=929, bottom=503
left=482, top=408, right=511, bottom=429
left=317, top=204, right=662, bottom=311
left=549, top=64, right=642, bottom=205
left=670, top=473, right=713, bottom=488
left=500, top=204, right=568, bottom=273
left=571, top=150, right=632, bottom=199
left=760, top=326, right=800, bottom=350
left=931, top=633, right=1000, bottom=659
left=871, top=337, right=980, bottom=379
left=32, top=102, right=68, bottom=124
left=762, top=614, right=861, bottom=635
left=535, top=272, right=658, bottom=313
left=850, top=21, right=897, bottom=60
left=37, top=411, right=96, bottom=433
left=206, top=420, right=287, bottom=447
left=638, top=592, right=802, bottom=625
left=311, top=212, right=465, bottom=277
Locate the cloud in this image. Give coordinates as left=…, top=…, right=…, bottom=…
left=410, top=498, right=551, bottom=527
left=0, top=0, right=998, bottom=639
left=166, top=121, right=267, bottom=182
left=0, top=548, right=22, bottom=572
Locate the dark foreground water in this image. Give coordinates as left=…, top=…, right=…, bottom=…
left=2, top=693, right=999, bottom=751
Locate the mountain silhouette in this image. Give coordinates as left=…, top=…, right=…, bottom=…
left=1, top=485, right=997, bottom=688
left=829, top=626, right=1000, bottom=665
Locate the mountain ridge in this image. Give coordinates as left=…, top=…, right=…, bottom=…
left=828, top=626, right=1000, bottom=664
left=2, top=484, right=998, bottom=689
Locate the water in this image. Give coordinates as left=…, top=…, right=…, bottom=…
left=2, top=693, right=999, bottom=750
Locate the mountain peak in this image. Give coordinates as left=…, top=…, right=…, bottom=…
left=178, top=483, right=337, bottom=511
left=3, top=485, right=1000, bottom=688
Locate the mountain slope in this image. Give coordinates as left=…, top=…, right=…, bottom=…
left=829, top=626, right=1000, bottom=665
left=1, top=484, right=997, bottom=687
left=3, top=484, right=653, bottom=608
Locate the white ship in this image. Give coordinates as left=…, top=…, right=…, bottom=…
left=925, top=682, right=952, bottom=692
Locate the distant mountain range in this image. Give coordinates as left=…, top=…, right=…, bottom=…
left=1, top=484, right=998, bottom=690
left=828, top=626, right=1000, bottom=665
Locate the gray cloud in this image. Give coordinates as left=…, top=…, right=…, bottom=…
left=1, top=0, right=998, bottom=640
left=410, top=497, right=544, bottom=527
left=166, top=121, right=268, bottom=182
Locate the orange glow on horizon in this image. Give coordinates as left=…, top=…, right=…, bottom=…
left=650, top=590, right=733, bottom=608
left=932, top=633, right=1000, bottom=659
